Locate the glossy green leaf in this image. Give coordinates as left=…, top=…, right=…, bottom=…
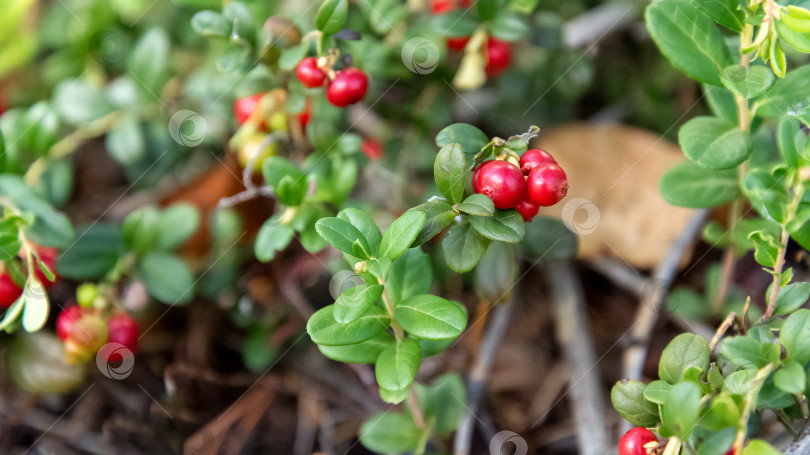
left=386, top=249, right=432, bottom=305
left=692, top=0, right=745, bottom=31
left=408, top=201, right=456, bottom=246
left=435, top=123, right=489, bottom=156
left=679, top=116, right=752, bottom=169
left=190, top=10, right=229, bottom=36
left=106, top=115, right=145, bottom=166
left=395, top=294, right=467, bottom=340
left=659, top=333, right=710, bottom=385
left=333, top=284, right=384, bottom=323
left=742, top=168, right=789, bottom=224
left=741, top=440, right=782, bottom=455
left=315, top=217, right=372, bottom=256
left=254, top=218, right=295, bottom=262
left=643, top=380, right=672, bottom=405
left=375, top=337, right=421, bottom=391
left=755, top=64, right=810, bottom=117
left=434, top=143, right=466, bottom=204
left=456, top=193, right=494, bottom=216
left=522, top=216, right=578, bottom=261
left=55, top=224, right=125, bottom=280
left=777, top=116, right=804, bottom=169
left=379, top=211, right=426, bottom=260
left=775, top=282, right=810, bottom=315
left=645, top=0, right=732, bottom=86
left=359, top=412, right=421, bottom=454
left=0, top=176, right=74, bottom=248
left=316, top=0, right=348, bottom=35
left=138, top=252, right=195, bottom=304
left=611, top=379, right=661, bottom=427
left=156, top=203, right=199, bottom=251
left=307, top=304, right=389, bottom=346
left=318, top=331, right=394, bottom=364
left=469, top=209, right=525, bottom=243
left=413, top=374, right=467, bottom=436
left=703, top=84, right=738, bottom=124
left=474, top=242, right=516, bottom=303
left=337, top=208, right=382, bottom=254
left=748, top=230, right=781, bottom=267
left=442, top=221, right=489, bottom=273
left=700, top=393, right=742, bottom=431
left=491, top=12, right=530, bottom=41
left=781, top=309, right=810, bottom=365
left=659, top=381, right=700, bottom=439
left=659, top=161, right=740, bottom=208
left=127, top=28, right=170, bottom=95
left=720, top=64, right=774, bottom=98
left=774, top=361, right=806, bottom=394
left=721, top=335, right=779, bottom=368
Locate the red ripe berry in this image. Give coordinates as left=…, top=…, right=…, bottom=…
left=234, top=93, right=263, bottom=126
left=298, top=109, right=311, bottom=130
left=362, top=138, right=383, bottom=160
left=514, top=194, right=540, bottom=222
left=618, top=428, right=658, bottom=455
left=446, top=36, right=470, bottom=51
left=296, top=57, right=327, bottom=88
left=0, top=272, right=22, bottom=308
left=471, top=162, right=485, bottom=193
left=474, top=160, right=526, bottom=209
left=33, top=246, right=58, bottom=289
left=105, top=313, right=139, bottom=355
left=526, top=162, right=568, bottom=207
left=56, top=305, right=85, bottom=341
left=519, top=149, right=557, bottom=175
left=326, top=68, right=369, bottom=107
left=431, top=0, right=455, bottom=14
left=485, top=38, right=512, bottom=77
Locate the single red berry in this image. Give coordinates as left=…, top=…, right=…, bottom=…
left=56, top=305, right=85, bottom=340
left=105, top=313, right=139, bottom=355
left=618, top=428, right=658, bottom=455
left=33, top=246, right=59, bottom=289
left=0, top=272, right=22, bottom=308
left=471, top=162, right=485, bottom=193
left=431, top=0, right=455, bottom=14
left=296, top=57, right=327, bottom=88
left=519, top=149, right=557, bottom=175
left=362, top=138, right=383, bottom=160
left=234, top=93, right=263, bottom=126
left=514, top=193, right=540, bottom=222
left=474, top=160, right=526, bottom=209
left=446, top=36, right=470, bottom=51
left=485, top=38, right=512, bottom=77
left=298, top=109, right=311, bottom=131
left=527, top=162, right=568, bottom=207
left=326, top=68, right=368, bottom=107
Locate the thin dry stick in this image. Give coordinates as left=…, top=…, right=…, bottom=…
left=622, top=209, right=709, bottom=383
left=545, top=261, right=608, bottom=455
left=709, top=312, right=737, bottom=352
left=453, top=291, right=517, bottom=455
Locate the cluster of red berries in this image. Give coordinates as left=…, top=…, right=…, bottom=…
left=56, top=306, right=139, bottom=364
left=473, top=149, right=568, bottom=222
left=0, top=245, right=59, bottom=308
left=430, top=0, right=512, bottom=76
left=619, top=427, right=735, bottom=455
left=296, top=57, right=368, bottom=108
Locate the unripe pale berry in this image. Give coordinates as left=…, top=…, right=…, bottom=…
left=296, top=57, right=327, bottom=88
left=618, top=427, right=658, bottom=455
left=0, top=272, right=22, bottom=308
left=519, top=149, right=557, bottom=175
left=474, top=160, right=526, bottom=209
left=526, top=162, right=568, bottom=207
left=326, top=68, right=368, bottom=107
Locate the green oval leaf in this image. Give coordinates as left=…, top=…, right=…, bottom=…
left=434, top=143, right=466, bottom=204
left=408, top=201, right=457, bottom=246
left=395, top=294, right=467, bottom=340
left=307, top=304, right=390, bottom=346
left=456, top=193, right=494, bottom=217
left=435, top=123, right=489, bottom=157
left=255, top=218, right=295, bottom=262
left=720, top=64, right=775, bottom=98
left=316, top=217, right=372, bottom=257
left=137, top=252, right=195, bottom=304
left=359, top=412, right=421, bottom=454
left=379, top=211, right=426, bottom=260
left=318, top=331, right=394, bottom=364
left=316, top=0, right=349, bottom=35
left=781, top=309, right=810, bottom=366
left=469, top=209, right=526, bottom=243
left=659, top=161, right=740, bottom=208
left=442, top=221, right=489, bottom=273
left=334, top=284, right=384, bottom=323
left=610, top=379, right=661, bottom=427
left=658, top=333, right=710, bottom=385
left=755, top=64, right=810, bottom=117
left=375, top=337, right=422, bottom=391
left=679, top=116, right=752, bottom=169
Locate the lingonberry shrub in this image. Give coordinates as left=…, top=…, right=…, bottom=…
left=611, top=1, right=810, bottom=454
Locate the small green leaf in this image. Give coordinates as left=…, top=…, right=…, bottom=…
left=659, top=333, right=710, bottom=385
left=127, top=28, right=170, bottom=95
left=435, top=123, right=489, bottom=157
left=190, top=10, right=229, bottom=36
left=659, top=161, right=740, bottom=208
left=431, top=10, right=478, bottom=38
left=781, top=309, right=810, bottom=366
left=156, top=203, right=199, bottom=251
left=395, top=294, right=467, bottom=340
left=691, top=0, right=745, bottom=32
left=700, top=393, right=742, bottom=431
left=721, top=335, right=779, bottom=368
left=318, top=331, right=394, bottom=364
left=434, top=143, right=466, bottom=204
left=315, top=217, right=372, bottom=256
left=359, top=412, right=421, bottom=454
left=755, top=64, right=810, bottom=117
left=442, top=221, right=489, bottom=273
left=337, top=208, right=382, bottom=254
left=255, top=218, right=295, bottom=262
left=491, top=12, right=530, bottom=41
left=379, top=211, right=426, bottom=260
left=679, top=116, right=752, bottom=169
left=645, top=0, right=732, bottom=86
left=456, top=194, right=494, bottom=216
left=138, top=252, right=195, bottom=304
left=408, top=201, right=457, bottom=246
left=386, top=249, right=432, bottom=305
left=777, top=116, right=804, bottom=169
left=748, top=230, right=781, bottom=268
left=316, top=0, right=349, bottom=35
left=774, top=361, right=806, bottom=394
left=414, top=374, right=467, bottom=436
left=21, top=280, right=49, bottom=332
left=333, top=284, right=384, bottom=323
left=610, top=379, right=660, bottom=427
left=375, top=337, right=421, bottom=391
left=659, top=381, right=700, bottom=439
left=697, top=428, right=736, bottom=455
left=55, top=224, right=124, bottom=280
left=742, top=169, right=789, bottom=224
left=741, top=440, right=782, bottom=455
left=775, top=283, right=810, bottom=315
left=469, top=209, right=526, bottom=243
left=643, top=380, right=672, bottom=405
left=307, top=304, right=389, bottom=346
left=720, top=64, right=775, bottom=98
